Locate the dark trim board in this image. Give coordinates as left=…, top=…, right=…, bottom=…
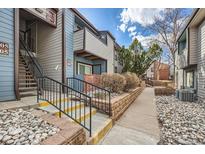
left=14, top=8, right=20, bottom=100
left=62, top=8, right=66, bottom=84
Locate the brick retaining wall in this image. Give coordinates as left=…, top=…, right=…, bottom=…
left=31, top=110, right=86, bottom=145
left=111, top=85, right=145, bottom=121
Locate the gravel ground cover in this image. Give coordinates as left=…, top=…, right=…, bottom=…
left=156, top=96, right=205, bottom=145
left=0, top=108, right=60, bottom=145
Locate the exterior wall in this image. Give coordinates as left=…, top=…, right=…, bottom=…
left=159, top=69, right=169, bottom=80
left=146, top=63, right=154, bottom=79
left=65, top=9, right=75, bottom=78
left=74, top=28, right=115, bottom=74
left=178, top=30, right=189, bottom=69
left=85, top=28, right=114, bottom=73
left=0, top=8, right=16, bottom=101
left=73, top=29, right=84, bottom=51
left=114, top=50, right=123, bottom=73
left=197, top=20, right=205, bottom=98
left=93, top=59, right=106, bottom=73
left=175, top=49, right=184, bottom=89
left=37, top=9, right=62, bottom=82
left=189, top=28, right=198, bottom=65
left=74, top=56, right=106, bottom=75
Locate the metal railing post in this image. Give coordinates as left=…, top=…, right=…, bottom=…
left=89, top=97, right=92, bottom=137
left=109, top=92, right=111, bottom=117
left=37, top=78, right=39, bottom=103
left=59, top=84, right=62, bottom=118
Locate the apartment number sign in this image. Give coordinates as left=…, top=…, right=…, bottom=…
left=0, top=42, right=9, bottom=55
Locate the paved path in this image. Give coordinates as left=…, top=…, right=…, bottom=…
left=100, top=87, right=160, bottom=145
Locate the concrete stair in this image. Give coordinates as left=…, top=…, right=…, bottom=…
left=38, top=98, right=113, bottom=144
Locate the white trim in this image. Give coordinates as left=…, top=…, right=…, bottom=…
left=77, top=62, right=92, bottom=75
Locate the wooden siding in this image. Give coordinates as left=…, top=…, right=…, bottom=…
left=197, top=20, right=205, bottom=98
left=65, top=9, right=75, bottom=77
left=177, top=48, right=188, bottom=69
left=73, top=29, right=84, bottom=51
left=37, top=9, right=62, bottom=82
left=85, top=28, right=114, bottom=73
left=189, top=28, right=198, bottom=65
left=0, top=9, right=15, bottom=101
left=73, top=27, right=115, bottom=73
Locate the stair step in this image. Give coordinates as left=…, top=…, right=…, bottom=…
left=39, top=101, right=85, bottom=114
left=39, top=103, right=96, bottom=122
left=19, top=74, right=33, bottom=78
left=19, top=87, right=37, bottom=92
left=20, top=91, right=37, bottom=97
left=87, top=113, right=113, bottom=144
left=19, top=70, right=31, bottom=74
left=39, top=98, right=71, bottom=107
left=19, top=78, right=35, bottom=82
left=19, top=67, right=29, bottom=70
left=19, top=82, right=37, bottom=86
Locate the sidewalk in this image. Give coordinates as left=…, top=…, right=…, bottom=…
left=100, top=87, right=160, bottom=145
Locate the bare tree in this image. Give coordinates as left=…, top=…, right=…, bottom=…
left=149, top=8, right=190, bottom=63
left=146, top=9, right=191, bottom=81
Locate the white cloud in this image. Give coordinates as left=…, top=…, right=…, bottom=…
left=117, top=23, right=127, bottom=32
left=129, top=31, right=137, bottom=37
left=128, top=26, right=136, bottom=32
left=132, top=34, right=157, bottom=48
left=119, top=8, right=164, bottom=31
left=132, top=33, right=167, bottom=49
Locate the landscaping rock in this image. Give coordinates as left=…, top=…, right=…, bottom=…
left=156, top=96, right=205, bottom=145
left=0, top=108, right=60, bottom=145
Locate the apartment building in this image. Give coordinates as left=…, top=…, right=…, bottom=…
left=175, top=8, right=205, bottom=99
left=113, top=43, right=123, bottom=73
left=0, top=8, right=118, bottom=102
left=146, top=61, right=170, bottom=80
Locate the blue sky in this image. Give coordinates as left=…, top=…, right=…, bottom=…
left=78, top=8, right=193, bottom=63
left=78, top=8, right=131, bottom=46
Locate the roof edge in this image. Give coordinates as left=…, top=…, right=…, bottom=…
left=177, top=8, right=200, bottom=42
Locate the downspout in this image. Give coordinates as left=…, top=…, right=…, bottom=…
left=14, top=8, right=20, bottom=100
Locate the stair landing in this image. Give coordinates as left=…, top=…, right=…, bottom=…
left=0, top=96, right=38, bottom=111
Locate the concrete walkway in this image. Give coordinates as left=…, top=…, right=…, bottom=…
left=100, top=87, right=160, bottom=145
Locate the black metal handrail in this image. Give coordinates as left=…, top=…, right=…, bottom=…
left=38, top=76, right=92, bottom=136
left=67, top=77, right=111, bottom=116
left=19, top=34, right=44, bottom=81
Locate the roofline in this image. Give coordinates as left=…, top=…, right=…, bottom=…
left=69, top=8, right=99, bottom=35
left=177, top=8, right=200, bottom=42
left=69, top=8, right=119, bottom=46
left=114, top=42, right=121, bottom=49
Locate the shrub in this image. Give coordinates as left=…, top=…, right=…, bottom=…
left=123, top=72, right=140, bottom=91
left=154, top=87, right=175, bottom=96
left=100, top=73, right=126, bottom=93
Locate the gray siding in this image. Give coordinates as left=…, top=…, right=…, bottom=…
left=197, top=20, right=205, bottom=98
left=73, top=29, right=84, bottom=51
left=0, top=8, right=15, bottom=101
left=189, top=28, right=198, bottom=65
left=65, top=9, right=75, bottom=77
left=37, top=9, right=62, bottom=82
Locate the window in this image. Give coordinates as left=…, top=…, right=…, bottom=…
left=186, top=71, right=194, bottom=88
left=151, top=67, right=154, bottom=72
left=78, top=63, right=92, bottom=75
